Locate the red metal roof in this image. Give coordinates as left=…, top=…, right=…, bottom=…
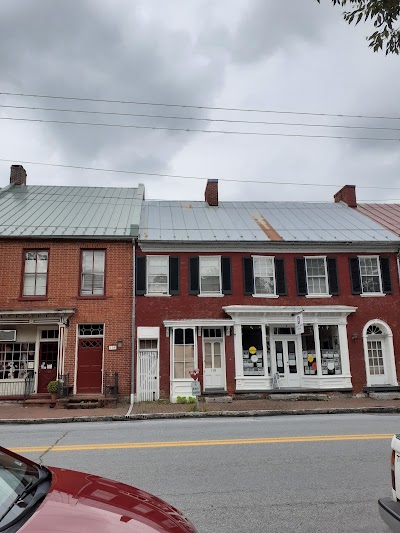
left=357, top=204, right=400, bottom=237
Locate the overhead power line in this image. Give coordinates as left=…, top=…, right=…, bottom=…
left=1, top=90, right=400, bottom=121
left=2, top=157, right=400, bottom=191
left=1, top=115, right=399, bottom=142
left=2, top=103, right=400, bottom=132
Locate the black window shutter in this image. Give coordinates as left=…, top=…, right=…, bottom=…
left=189, top=257, right=200, bottom=295
left=243, top=257, right=254, bottom=295
left=380, top=257, right=392, bottom=294
left=169, top=257, right=180, bottom=295
left=275, top=258, right=287, bottom=296
left=295, top=258, right=307, bottom=296
left=221, top=257, right=232, bottom=295
left=135, top=256, right=146, bottom=295
left=327, top=258, right=339, bottom=296
left=349, top=257, right=362, bottom=295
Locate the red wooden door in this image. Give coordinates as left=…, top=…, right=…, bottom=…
left=38, top=342, right=58, bottom=393
left=76, top=338, right=103, bottom=393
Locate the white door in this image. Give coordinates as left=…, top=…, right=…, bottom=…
left=366, top=337, right=387, bottom=385
left=137, top=347, right=159, bottom=401
left=273, top=338, right=300, bottom=388
left=203, top=339, right=225, bottom=390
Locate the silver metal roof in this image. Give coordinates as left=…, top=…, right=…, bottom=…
left=0, top=184, right=144, bottom=238
left=139, top=200, right=399, bottom=243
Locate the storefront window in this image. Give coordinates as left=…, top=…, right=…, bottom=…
left=0, top=343, right=35, bottom=380
left=319, top=325, right=342, bottom=375
left=173, top=328, right=195, bottom=379
left=302, top=326, right=317, bottom=375
left=242, top=325, right=265, bottom=376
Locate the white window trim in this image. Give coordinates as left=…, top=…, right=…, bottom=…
left=146, top=255, right=169, bottom=296
left=171, top=326, right=197, bottom=381
left=305, top=256, right=329, bottom=296
left=252, top=255, right=277, bottom=297
left=199, top=256, right=222, bottom=295
left=358, top=255, right=383, bottom=295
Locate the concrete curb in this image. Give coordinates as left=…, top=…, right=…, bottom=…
left=1, top=405, right=400, bottom=424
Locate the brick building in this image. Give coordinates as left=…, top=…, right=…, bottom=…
left=0, top=165, right=143, bottom=400
left=135, top=180, right=400, bottom=401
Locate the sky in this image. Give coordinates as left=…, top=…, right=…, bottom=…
left=0, top=0, right=399, bottom=203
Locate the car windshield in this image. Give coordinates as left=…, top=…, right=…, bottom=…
left=0, top=449, right=40, bottom=511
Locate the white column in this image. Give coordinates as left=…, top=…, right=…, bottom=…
left=314, top=324, right=322, bottom=378
left=234, top=324, right=243, bottom=378
left=338, top=323, right=351, bottom=377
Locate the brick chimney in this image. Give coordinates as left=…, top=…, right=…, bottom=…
left=10, top=165, right=27, bottom=186
left=205, top=179, right=218, bottom=206
left=334, top=185, right=356, bottom=208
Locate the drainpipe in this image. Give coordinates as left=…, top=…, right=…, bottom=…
left=126, top=240, right=136, bottom=417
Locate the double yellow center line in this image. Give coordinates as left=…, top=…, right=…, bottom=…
left=11, top=433, right=393, bottom=453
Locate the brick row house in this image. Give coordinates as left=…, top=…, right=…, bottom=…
left=0, top=165, right=143, bottom=401
left=135, top=180, right=400, bottom=402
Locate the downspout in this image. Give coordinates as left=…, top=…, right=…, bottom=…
left=126, top=240, right=136, bottom=416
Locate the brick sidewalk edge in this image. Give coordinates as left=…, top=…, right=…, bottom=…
left=1, top=405, right=400, bottom=424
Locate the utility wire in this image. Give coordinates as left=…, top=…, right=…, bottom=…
left=2, top=103, right=400, bottom=132
left=2, top=157, right=400, bottom=191
left=1, top=90, right=400, bottom=121
left=0, top=115, right=399, bottom=142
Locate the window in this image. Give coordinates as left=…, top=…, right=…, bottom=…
left=200, top=257, right=221, bottom=294
left=253, top=257, right=275, bottom=295
left=319, top=325, right=342, bottom=375
left=241, top=325, right=265, bottom=376
left=0, top=343, right=35, bottom=380
left=139, top=339, right=158, bottom=350
left=203, top=328, right=223, bottom=338
left=359, top=256, right=382, bottom=293
left=305, top=257, right=328, bottom=295
left=22, top=250, right=48, bottom=296
left=78, top=324, right=104, bottom=336
left=81, top=250, right=105, bottom=296
left=173, top=328, right=195, bottom=379
left=367, top=339, right=384, bottom=375
left=41, top=329, right=59, bottom=340
left=301, top=326, right=317, bottom=375
left=147, top=257, right=169, bottom=295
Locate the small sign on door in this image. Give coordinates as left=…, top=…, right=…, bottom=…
left=294, top=312, right=304, bottom=335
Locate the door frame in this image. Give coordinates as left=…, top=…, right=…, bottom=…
left=74, top=324, right=105, bottom=395
left=202, top=332, right=226, bottom=391
left=34, top=326, right=60, bottom=394
left=137, top=343, right=160, bottom=402
left=272, top=335, right=301, bottom=388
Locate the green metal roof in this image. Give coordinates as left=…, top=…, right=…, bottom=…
left=0, top=184, right=144, bottom=238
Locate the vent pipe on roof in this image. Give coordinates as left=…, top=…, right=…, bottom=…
left=10, top=165, right=27, bottom=186
left=205, top=179, right=218, bottom=206
left=334, top=185, right=357, bottom=208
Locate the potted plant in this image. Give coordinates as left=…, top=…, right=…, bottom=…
left=47, top=380, right=59, bottom=407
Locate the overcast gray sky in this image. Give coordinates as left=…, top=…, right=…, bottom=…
left=0, top=0, right=399, bottom=202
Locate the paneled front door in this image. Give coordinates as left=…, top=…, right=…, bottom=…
left=76, top=338, right=103, bottom=394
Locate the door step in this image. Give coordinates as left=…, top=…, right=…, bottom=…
left=204, top=396, right=233, bottom=403
left=64, top=396, right=117, bottom=409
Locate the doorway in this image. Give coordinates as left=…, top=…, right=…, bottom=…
left=273, top=337, right=300, bottom=388
left=37, top=342, right=58, bottom=393
left=76, top=338, right=103, bottom=394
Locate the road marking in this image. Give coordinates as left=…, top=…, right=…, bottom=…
left=10, top=433, right=393, bottom=453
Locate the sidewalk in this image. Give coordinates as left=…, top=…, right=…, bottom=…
left=1, top=396, right=400, bottom=424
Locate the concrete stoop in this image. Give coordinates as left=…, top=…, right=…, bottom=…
left=368, top=392, right=400, bottom=400
left=204, top=396, right=233, bottom=404
left=266, top=393, right=330, bottom=402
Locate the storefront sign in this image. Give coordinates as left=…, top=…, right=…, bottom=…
left=294, top=312, right=304, bottom=335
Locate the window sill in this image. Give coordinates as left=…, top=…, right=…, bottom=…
left=145, top=293, right=171, bottom=297
left=305, top=294, right=332, bottom=299
left=198, top=293, right=224, bottom=298
left=252, top=294, right=279, bottom=299
left=360, top=293, right=386, bottom=297
left=19, top=296, right=48, bottom=301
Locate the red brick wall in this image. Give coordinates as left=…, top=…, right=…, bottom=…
left=136, top=250, right=400, bottom=395
left=0, top=239, right=133, bottom=395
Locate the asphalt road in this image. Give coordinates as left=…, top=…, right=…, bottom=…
left=1, top=413, right=397, bottom=533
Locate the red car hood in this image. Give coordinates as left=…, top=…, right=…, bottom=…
left=21, top=466, right=197, bottom=533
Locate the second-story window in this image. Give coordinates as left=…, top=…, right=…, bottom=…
left=305, top=257, right=328, bottom=295
left=359, top=256, right=382, bottom=293
left=253, top=256, right=275, bottom=295
left=81, top=250, right=105, bottom=296
left=22, top=250, right=49, bottom=297
left=199, top=256, right=221, bottom=294
left=147, top=256, right=169, bottom=295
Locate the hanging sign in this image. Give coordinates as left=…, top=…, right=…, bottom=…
left=294, top=312, right=304, bottom=335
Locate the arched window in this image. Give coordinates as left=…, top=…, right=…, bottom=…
left=366, top=324, right=383, bottom=336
